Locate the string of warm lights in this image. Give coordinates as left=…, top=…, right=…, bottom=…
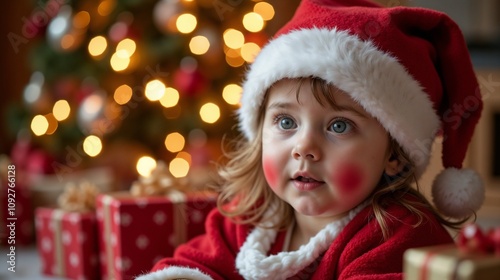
left=26, top=0, right=276, bottom=178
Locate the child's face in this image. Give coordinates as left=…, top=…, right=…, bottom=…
left=261, top=79, right=393, bottom=221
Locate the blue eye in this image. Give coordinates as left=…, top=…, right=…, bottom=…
left=330, top=120, right=352, bottom=133
left=279, top=117, right=296, bottom=130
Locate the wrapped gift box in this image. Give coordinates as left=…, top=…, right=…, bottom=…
left=1, top=180, right=34, bottom=246
left=404, top=244, right=500, bottom=280
left=96, top=191, right=217, bottom=280
left=35, top=208, right=100, bottom=280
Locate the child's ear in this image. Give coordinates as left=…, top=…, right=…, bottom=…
left=385, top=153, right=403, bottom=176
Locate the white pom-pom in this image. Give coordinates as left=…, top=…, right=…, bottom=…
left=432, top=168, right=484, bottom=219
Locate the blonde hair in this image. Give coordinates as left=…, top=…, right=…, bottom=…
left=217, top=77, right=466, bottom=238
left=217, top=104, right=294, bottom=229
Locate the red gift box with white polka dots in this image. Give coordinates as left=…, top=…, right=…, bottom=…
left=95, top=191, right=217, bottom=280
left=35, top=208, right=100, bottom=280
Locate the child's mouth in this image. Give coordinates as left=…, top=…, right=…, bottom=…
left=295, top=176, right=317, bottom=183
left=292, top=175, right=324, bottom=190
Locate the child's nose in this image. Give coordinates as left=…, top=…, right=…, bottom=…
left=291, top=129, right=322, bottom=161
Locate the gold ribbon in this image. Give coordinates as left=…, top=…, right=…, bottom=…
left=168, top=190, right=188, bottom=246
left=102, top=195, right=115, bottom=280
left=51, top=209, right=65, bottom=277
left=130, top=161, right=189, bottom=197
left=58, top=181, right=99, bottom=212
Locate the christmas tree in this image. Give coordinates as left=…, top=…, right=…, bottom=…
left=6, top=0, right=298, bottom=186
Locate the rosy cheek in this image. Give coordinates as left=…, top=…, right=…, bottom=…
left=333, top=163, right=363, bottom=193
left=262, top=157, right=278, bottom=189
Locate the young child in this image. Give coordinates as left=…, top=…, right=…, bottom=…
left=138, top=0, right=485, bottom=279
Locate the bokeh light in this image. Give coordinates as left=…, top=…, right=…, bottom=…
left=225, top=48, right=245, bottom=67
left=23, top=72, right=44, bottom=104
left=188, top=128, right=207, bottom=147
left=116, top=38, right=136, bottom=56
left=242, top=12, right=264, bottom=32
left=176, top=13, right=197, bottom=34
left=240, top=42, right=261, bottom=62
left=169, top=157, right=190, bottom=178
left=222, top=84, right=242, bottom=105
left=136, top=156, right=157, bottom=177
left=98, top=0, right=116, bottom=16
left=31, top=115, right=49, bottom=136
left=254, top=2, right=275, bottom=21
left=199, top=102, right=220, bottom=124
left=80, top=93, right=104, bottom=119
left=114, top=84, right=133, bottom=105
left=165, top=132, right=185, bottom=153
left=145, top=79, right=166, bottom=101
left=88, top=36, right=108, bottom=56
left=61, top=34, right=76, bottom=50
left=83, top=135, right=103, bottom=157
left=110, top=50, right=130, bottom=71
left=176, top=151, right=192, bottom=165
left=73, top=11, right=90, bottom=29
left=53, top=100, right=71, bottom=121
left=223, top=28, right=244, bottom=49
left=189, top=35, right=210, bottom=55
left=44, top=113, right=58, bottom=135
left=159, top=87, right=180, bottom=108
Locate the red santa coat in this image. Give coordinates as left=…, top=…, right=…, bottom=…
left=136, top=196, right=453, bottom=280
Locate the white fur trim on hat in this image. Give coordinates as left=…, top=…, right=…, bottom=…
left=238, top=28, right=440, bottom=177
left=432, top=168, right=484, bottom=219
left=135, top=266, right=213, bottom=280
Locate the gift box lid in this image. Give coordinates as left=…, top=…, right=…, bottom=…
left=404, top=245, right=500, bottom=280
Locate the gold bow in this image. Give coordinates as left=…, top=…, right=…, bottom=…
left=130, top=161, right=189, bottom=197
left=58, top=181, right=99, bottom=212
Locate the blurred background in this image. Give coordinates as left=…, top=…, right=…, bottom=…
left=0, top=0, right=302, bottom=192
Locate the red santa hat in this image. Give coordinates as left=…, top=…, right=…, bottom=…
left=238, top=0, right=484, bottom=219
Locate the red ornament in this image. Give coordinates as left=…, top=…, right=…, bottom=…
left=126, top=25, right=141, bottom=41
left=173, top=68, right=207, bottom=97
left=457, top=223, right=497, bottom=254
left=25, top=150, right=55, bottom=175
left=488, top=227, right=500, bottom=256
left=109, top=21, right=129, bottom=43
left=53, top=77, right=80, bottom=101
left=108, top=12, right=137, bottom=43
left=10, top=137, right=56, bottom=178
left=11, top=137, right=33, bottom=171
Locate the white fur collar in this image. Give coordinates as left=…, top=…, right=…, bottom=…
left=135, top=266, right=213, bottom=280
left=235, top=202, right=369, bottom=280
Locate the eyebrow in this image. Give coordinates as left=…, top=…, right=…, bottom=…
left=266, top=100, right=369, bottom=119
left=266, top=101, right=295, bottom=111
left=332, top=103, right=370, bottom=119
